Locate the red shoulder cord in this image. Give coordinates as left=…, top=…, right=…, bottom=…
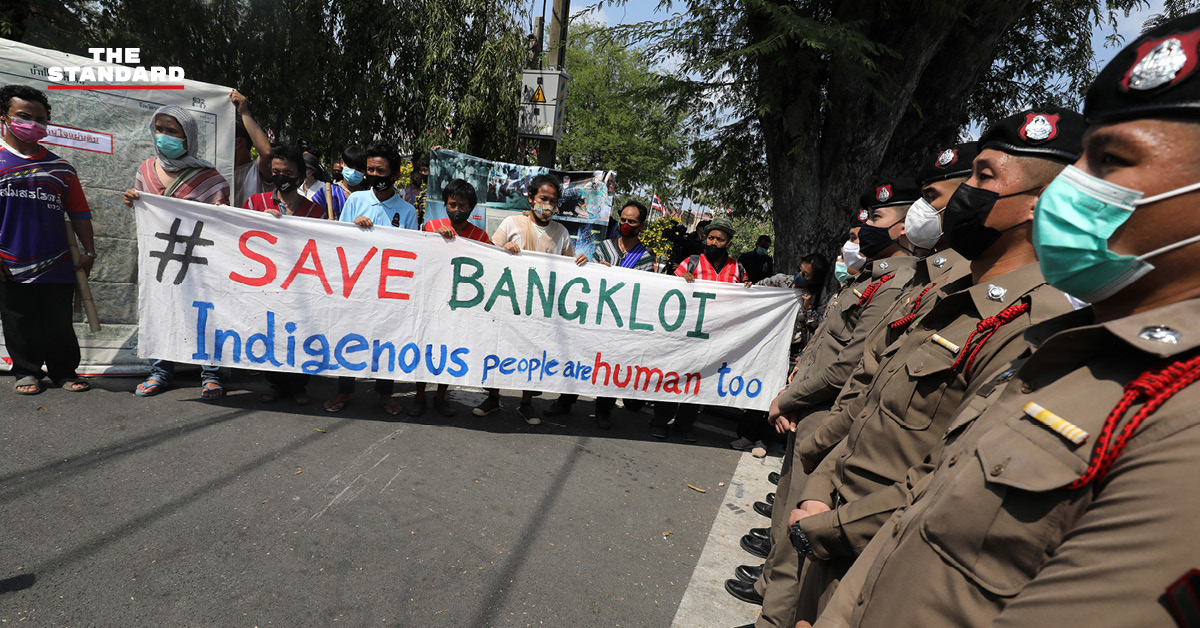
left=856, top=273, right=896, bottom=307
left=888, top=283, right=937, bottom=331
left=949, top=300, right=1031, bottom=379
left=1068, top=352, right=1200, bottom=489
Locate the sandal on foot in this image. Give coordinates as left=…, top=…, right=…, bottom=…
left=14, top=376, right=43, bottom=395
left=293, top=393, right=310, bottom=406
left=260, top=391, right=281, bottom=404
left=200, top=381, right=225, bottom=399
left=136, top=378, right=166, bottom=397
left=57, top=378, right=91, bottom=392
left=378, top=397, right=403, bottom=416
left=324, top=395, right=351, bottom=413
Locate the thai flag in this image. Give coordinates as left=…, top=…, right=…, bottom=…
left=651, top=195, right=664, bottom=215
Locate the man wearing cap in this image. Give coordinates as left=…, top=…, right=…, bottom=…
left=728, top=181, right=924, bottom=627
left=793, top=142, right=981, bottom=474
left=807, top=15, right=1200, bottom=627
left=299, top=152, right=329, bottom=201
left=785, top=111, right=1081, bottom=622
left=651, top=218, right=748, bottom=441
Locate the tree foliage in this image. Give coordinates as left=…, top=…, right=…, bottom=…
left=600, top=0, right=1165, bottom=270
left=556, top=20, right=689, bottom=203
left=9, top=0, right=529, bottom=163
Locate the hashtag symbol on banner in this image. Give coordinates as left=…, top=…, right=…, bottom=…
left=149, top=218, right=214, bottom=285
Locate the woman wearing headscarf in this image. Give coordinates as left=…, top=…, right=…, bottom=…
left=123, top=105, right=230, bottom=399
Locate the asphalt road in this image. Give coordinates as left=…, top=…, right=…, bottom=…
left=0, top=371, right=756, bottom=627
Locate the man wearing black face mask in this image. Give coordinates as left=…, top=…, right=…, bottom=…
left=737, top=181, right=922, bottom=626
left=241, top=142, right=325, bottom=219
left=779, top=109, right=1083, bottom=625
left=337, top=141, right=417, bottom=231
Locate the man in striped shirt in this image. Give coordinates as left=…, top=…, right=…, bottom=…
left=546, top=200, right=658, bottom=427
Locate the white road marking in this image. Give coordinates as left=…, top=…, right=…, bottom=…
left=670, top=450, right=781, bottom=628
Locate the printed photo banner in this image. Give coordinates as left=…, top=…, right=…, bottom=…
left=135, top=195, right=800, bottom=410
left=424, top=148, right=616, bottom=259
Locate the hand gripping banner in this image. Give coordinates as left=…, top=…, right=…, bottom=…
left=135, top=195, right=800, bottom=410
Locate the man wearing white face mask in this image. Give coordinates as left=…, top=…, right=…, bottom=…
left=729, top=183, right=924, bottom=627
left=809, top=14, right=1200, bottom=627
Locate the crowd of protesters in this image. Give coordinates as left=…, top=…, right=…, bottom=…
left=0, top=85, right=816, bottom=440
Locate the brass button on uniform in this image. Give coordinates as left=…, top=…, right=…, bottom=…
left=893, top=522, right=900, bottom=537
left=858, top=593, right=866, bottom=606
left=1021, top=382, right=1035, bottom=394
left=991, top=463, right=1006, bottom=477
left=948, top=454, right=959, bottom=467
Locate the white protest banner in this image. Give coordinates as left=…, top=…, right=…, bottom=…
left=0, top=37, right=235, bottom=373
left=135, top=195, right=800, bottom=410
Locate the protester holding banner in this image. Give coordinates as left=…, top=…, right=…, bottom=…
left=325, top=141, right=414, bottom=415
left=337, top=142, right=417, bottom=230
left=545, top=199, right=657, bottom=428
left=649, top=217, right=748, bottom=442
left=410, top=178, right=492, bottom=417
left=474, top=173, right=588, bottom=424
left=0, top=85, right=94, bottom=395
left=241, top=143, right=325, bottom=219
left=124, top=105, right=233, bottom=398
left=311, top=145, right=367, bottom=220
left=122, top=105, right=230, bottom=208
left=230, top=90, right=273, bottom=208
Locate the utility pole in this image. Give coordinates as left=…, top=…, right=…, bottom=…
left=538, top=0, right=570, bottom=169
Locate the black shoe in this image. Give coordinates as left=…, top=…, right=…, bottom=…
left=724, top=578, right=764, bottom=605
left=595, top=411, right=613, bottom=430
left=623, top=398, right=646, bottom=412
left=649, top=425, right=668, bottom=440
left=432, top=398, right=456, bottom=417
left=766, top=492, right=775, bottom=505
left=754, top=501, right=773, bottom=518
left=741, top=533, right=770, bottom=559
left=518, top=403, right=541, bottom=425
left=677, top=428, right=697, bottom=443
left=406, top=397, right=427, bottom=416
left=544, top=398, right=573, bottom=417
left=472, top=396, right=500, bottom=417
left=768, top=471, right=780, bottom=485
left=748, top=526, right=770, bottom=541
left=734, top=563, right=764, bottom=584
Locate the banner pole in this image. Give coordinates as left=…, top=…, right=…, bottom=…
left=64, top=219, right=101, bottom=332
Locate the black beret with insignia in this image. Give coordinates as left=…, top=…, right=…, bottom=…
left=978, top=106, right=1085, bottom=164
left=1085, top=12, right=1200, bottom=123
left=858, top=178, right=921, bottom=210
left=917, top=142, right=980, bottom=186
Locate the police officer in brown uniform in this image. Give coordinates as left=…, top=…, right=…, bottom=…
left=810, top=14, right=1200, bottom=627
left=785, top=108, right=1083, bottom=622
left=796, top=142, right=983, bottom=467
left=729, top=181, right=925, bottom=627
left=728, top=210, right=877, bottom=598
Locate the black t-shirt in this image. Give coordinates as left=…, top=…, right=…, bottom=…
left=738, top=251, right=774, bottom=282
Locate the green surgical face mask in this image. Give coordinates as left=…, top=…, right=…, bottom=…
left=155, top=133, right=186, bottom=159
left=834, top=260, right=851, bottom=284
left=1033, top=165, right=1200, bottom=303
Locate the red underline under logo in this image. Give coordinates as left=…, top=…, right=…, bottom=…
left=47, top=85, right=185, bottom=90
